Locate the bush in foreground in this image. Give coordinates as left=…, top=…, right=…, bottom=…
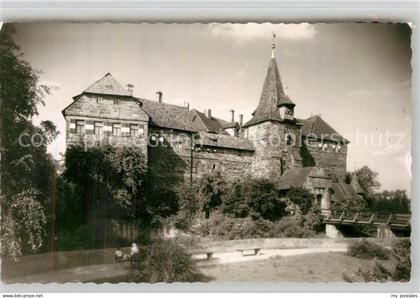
left=197, top=212, right=317, bottom=240
left=343, top=239, right=410, bottom=282
left=347, top=240, right=390, bottom=260
left=131, top=239, right=209, bottom=283
left=270, top=217, right=316, bottom=238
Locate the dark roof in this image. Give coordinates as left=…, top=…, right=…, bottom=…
left=331, top=182, right=360, bottom=202
left=278, top=167, right=315, bottom=190
left=135, top=98, right=202, bottom=132
left=195, top=132, right=255, bottom=151
left=244, top=57, right=295, bottom=127
left=301, top=115, right=349, bottom=144
left=192, top=110, right=230, bottom=134
left=84, top=73, right=132, bottom=97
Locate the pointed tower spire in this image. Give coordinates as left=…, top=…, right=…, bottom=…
left=271, top=32, right=276, bottom=58
left=243, top=36, right=296, bottom=127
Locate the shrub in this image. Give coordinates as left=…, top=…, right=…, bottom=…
left=196, top=212, right=273, bottom=240
left=303, top=201, right=324, bottom=233
left=285, top=188, right=314, bottom=214
left=231, top=217, right=273, bottom=239
left=270, top=217, right=315, bottom=238
left=131, top=238, right=209, bottom=283
left=391, top=239, right=411, bottom=281
left=345, top=239, right=411, bottom=282
left=347, top=240, right=390, bottom=260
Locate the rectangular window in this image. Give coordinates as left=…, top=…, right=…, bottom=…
left=97, top=97, right=103, bottom=103
left=130, top=124, right=138, bottom=137
left=138, top=124, right=145, bottom=137
left=113, top=98, right=120, bottom=105
left=112, top=123, right=121, bottom=136
left=76, top=120, right=85, bottom=134
left=94, top=122, right=103, bottom=135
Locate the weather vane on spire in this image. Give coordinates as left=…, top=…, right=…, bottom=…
left=271, top=32, right=276, bottom=58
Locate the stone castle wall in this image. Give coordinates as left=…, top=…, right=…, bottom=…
left=246, top=121, right=302, bottom=180
left=64, top=95, right=348, bottom=185
left=147, top=127, right=254, bottom=186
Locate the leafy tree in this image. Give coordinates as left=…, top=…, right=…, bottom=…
left=198, top=171, right=227, bottom=218
left=244, top=178, right=286, bottom=221
left=171, top=182, right=200, bottom=230
left=221, top=180, right=250, bottom=218
left=1, top=24, right=58, bottom=258
left=368, top=190, right=410, bottom=213
left=61, top=145, right=147, bottom=247
left=354, top=166, right=381, bottom=195
left=284, top=187, right=314, bottom=214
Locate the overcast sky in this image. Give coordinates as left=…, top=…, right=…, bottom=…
left=12, top=23, right=412, bottom=194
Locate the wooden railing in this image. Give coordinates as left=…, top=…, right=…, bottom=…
left=323, top=210, right=411, bottom=230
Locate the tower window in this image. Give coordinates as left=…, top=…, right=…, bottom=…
left=286, top=134, right=294, bottom=145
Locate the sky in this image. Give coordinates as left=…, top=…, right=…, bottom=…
left=11, top=23, right=412, bottom=194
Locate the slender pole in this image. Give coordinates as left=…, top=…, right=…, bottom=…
left=190, top=132, right=194, bottom=185
left=49, top=169, right=57, bottom=252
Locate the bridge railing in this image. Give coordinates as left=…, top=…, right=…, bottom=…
left=325, top=210, right=410, bottom=229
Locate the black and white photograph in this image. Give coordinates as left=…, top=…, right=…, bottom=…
left=0, top=22, right=413, bottom=284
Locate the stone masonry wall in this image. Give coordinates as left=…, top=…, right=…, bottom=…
left=192, top=147, right=253, bottom=180
left=147, top=127, right=192, bottom=186
left=64, top=94, right=149, bottom=158
left=302, top=139, right=347, bottom=181
left=246, top=121, right=302, bottom=180
left=148, top=127, right=254, bottom=186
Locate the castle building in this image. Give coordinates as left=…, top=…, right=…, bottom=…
left=62, top=42, right=363, bottom=214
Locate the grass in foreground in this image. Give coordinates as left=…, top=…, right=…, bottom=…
left=200, top=252, right=387, bottom=282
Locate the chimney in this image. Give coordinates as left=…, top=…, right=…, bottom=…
left=207, top=109, right=212, bottom=119
left=239, top=114, right=243, bottom=126
left=156, top=91, right=163, bottom=103
left=126, top=84, right=134, bottom=95
left=230, top=109, right=235, bottom=123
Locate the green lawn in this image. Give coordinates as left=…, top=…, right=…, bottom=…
left=200, top=252, right=383, bottom=282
